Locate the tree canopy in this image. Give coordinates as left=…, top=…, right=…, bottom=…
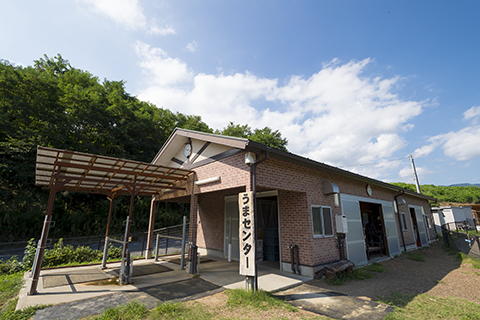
left=390, top=182, right=480, bottom=206
left=215, top=122, right=288, bottom=151
left=0, top=55, right=290, bottom=242
left=0, top=55, right=212, bottom=241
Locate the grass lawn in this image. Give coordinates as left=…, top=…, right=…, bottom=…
left=85, top=289, right=330, bottom=320
left=0, top=272, right=49, bottom=320
left=377, top=292, right=480, bottom=320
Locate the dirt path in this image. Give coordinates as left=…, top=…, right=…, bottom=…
left=307, top=241, right=480, bottom=304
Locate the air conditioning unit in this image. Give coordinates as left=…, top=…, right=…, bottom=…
left=336, top=215, right=348, bottom=234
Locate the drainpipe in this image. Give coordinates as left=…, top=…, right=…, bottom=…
left=250, top=151, right=269, bottom=292
left=394, top=190, right=407, bottom=252
left=289, top=244, right=296, bottom=274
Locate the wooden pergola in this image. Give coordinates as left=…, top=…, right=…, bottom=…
left=29, top=146, right=194, bottom=295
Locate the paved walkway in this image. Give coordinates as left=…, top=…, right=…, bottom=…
left=17, top=256, right=393, bottom=320
left=275, top=284, right=394, bottom=320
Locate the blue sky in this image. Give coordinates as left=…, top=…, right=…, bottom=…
left=2, top=0, right=480, bottom=186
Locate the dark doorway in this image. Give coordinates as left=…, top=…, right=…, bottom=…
left=410, top=208, right=421, bottom=247
left=256, top=196, right=279, bottom=262
left=360, top=202, right=388, bottom=258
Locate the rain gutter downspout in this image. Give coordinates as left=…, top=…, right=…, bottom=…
left=395, top=190, right=407, bottom=252
left=251, top=151, right=269, bottom=292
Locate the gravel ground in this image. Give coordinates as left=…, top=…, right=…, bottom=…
left=306, top=241, right=480, bottom=304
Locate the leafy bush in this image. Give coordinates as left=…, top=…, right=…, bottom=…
left=0, top=257, right=24, bottom=276
left=22, top=239, right=37, bottom=270
left=106, top=244, right=123, bottom=261
left=41, top=239, right=122, bottom=267
left=1, top=239, right=123, bottom=275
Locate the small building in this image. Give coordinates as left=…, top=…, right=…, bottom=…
left=149, top=128, right=436, bottom=277
left=431, top=206, right=476, bottom=234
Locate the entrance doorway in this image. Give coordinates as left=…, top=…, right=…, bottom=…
left=224, top=193, right=280, bottom=268
left=360, top=202, right=388, bottom=258
left=410, top=207, right=422, bottom=247
left=257, top=197, right=279, bottom=264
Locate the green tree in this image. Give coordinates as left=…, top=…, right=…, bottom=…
left=0, top=55, right=213, bottom=241
left=216, top=122, right=288, bottom=151
left=390, top=182, right=480, bottom=206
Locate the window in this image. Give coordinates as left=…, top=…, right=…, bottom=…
left=424, top=215, right=432, bottom=229
left=311, top=206, right=333, bottom=237
left=399, top=212, right=408, bottom=231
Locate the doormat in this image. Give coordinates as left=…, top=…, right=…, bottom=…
left=110, top=263, right=172, bottom=277
left=139, top=277, right=221, bottom=301
left=43, top=268, right=110, bottom=288
left=164, top=257, right=214, bottom=265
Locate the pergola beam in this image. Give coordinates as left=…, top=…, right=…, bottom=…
left=30, top=146, right=194, bottom=295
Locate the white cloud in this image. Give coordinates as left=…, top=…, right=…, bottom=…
left=80, top=0, right=175, bottom=35
left=148, top=24, right=176, bottom=36
left=414, top=106, right=480, bottom=162
left=185, top=41, right=197, bottom=53
left=135, top=43, right=427, bottom=178
left=464, top=105, right=480, bottom=121
left=135, top=42, right=193, bottom=87
left=399, top=165, right=432, bottom=180
left=413, top=143, right=438, bottom=158
left=434, top=126, right=480, bottom=161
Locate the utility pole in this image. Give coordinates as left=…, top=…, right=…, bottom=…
left=409, top=155, right=421, bottom=194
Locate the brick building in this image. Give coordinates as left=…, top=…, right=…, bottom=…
left=149, top=128, right=436, bottom=277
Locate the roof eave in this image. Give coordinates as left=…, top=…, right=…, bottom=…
left=244, top=141, right=437, bottom=202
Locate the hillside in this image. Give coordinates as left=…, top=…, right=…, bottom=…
left=390, top=183, right=480, bottom=206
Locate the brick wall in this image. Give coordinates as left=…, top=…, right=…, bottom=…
left=256, top=156, right=433, bottom=265
left=196, top=187, right=244, bottom=251
left=159, top=149, right=434, bottom=268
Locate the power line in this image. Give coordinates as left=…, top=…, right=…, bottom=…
left=338, top=156, right=409, bottom=169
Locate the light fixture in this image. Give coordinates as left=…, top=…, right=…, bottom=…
left=245, top=152, right=256, bottom=165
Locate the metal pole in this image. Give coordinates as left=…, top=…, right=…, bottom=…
left=155, top=234, right=160, bottom=262
left=124, top=175, right=137, bottom=258
left=101, top=237, right=109, bottom=269
left=409, top=155, right=421, bottom=193
left=29, top=182, right=57, bottom=295
left=228, top=216, right=232, bottom=263
left=141, top=232, right=146, bottom=257
left=146, top=196, right=157, bottom=259
left=122, top=217, right=130, bottom=269
left=180, top=216, right=187, bottom=270
left=30, top=216, right=48, bottom=278
left=165, top=227, right=170, bottom=255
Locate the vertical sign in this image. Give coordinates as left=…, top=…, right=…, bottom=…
left=239, top=191, right=255, bottom=276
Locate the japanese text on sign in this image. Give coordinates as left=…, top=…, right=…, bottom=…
left=239, top=192, right=255, bottom=276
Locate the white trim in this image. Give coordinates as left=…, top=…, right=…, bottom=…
left=311, top=205, right=334, bottom=238
left=195, top=176, right=221, bottom=185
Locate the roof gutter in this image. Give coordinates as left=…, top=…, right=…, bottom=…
left=245, top=141, right=435, bottom=202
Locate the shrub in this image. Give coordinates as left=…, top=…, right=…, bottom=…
left=40, top=239, right=122, bottom=268
left=22, top=239, right=37, bottom=270
left=0, top=257, right=24, bottom=276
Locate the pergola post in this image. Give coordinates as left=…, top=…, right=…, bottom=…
left=102, top=192, right=117, bottom=269
left=189, top=174, right=197, bottom=246
left=32, top=146, right=193, bottom=293
left=146, top=196, right=157, bottom=259
left=28, top=175, right=68, bottom=295
left=123, top=175, right=138, bottom=259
